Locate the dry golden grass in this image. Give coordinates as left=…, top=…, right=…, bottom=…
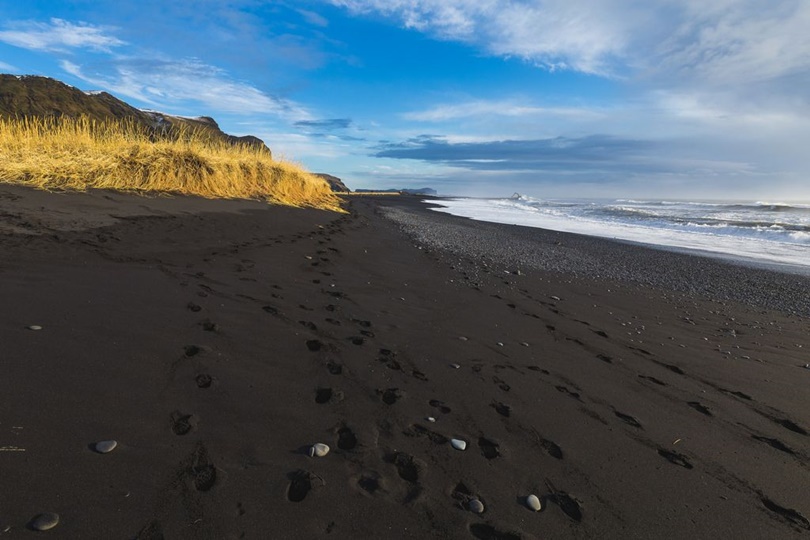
left=0, top=116, right=343, bottom=211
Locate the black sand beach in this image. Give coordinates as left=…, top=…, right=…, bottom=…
left=1, top=185, right=809, bottom=539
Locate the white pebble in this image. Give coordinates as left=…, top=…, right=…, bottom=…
left=309, top=443, right=330, bottom=457
left=94, top=440, right=118, bottom=454
left=526, top=494, right=542, bottom=511
left=450, top=438, right=467, bottom=451
left=426, top=416, right=436, bottom=423
left=31, top=513, right=59, bottom=531
left=27, top=325, right=42, bottom=331
left=458, top=336, right=468, bottom=341
left=450, top=363, right=461, bottom=369
left=468, top=499, right=485, bottom=513
left=550, top=295, right=561, bottom=301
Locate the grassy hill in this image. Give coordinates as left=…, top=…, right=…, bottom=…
left=0, top=75, right=342, bottom=211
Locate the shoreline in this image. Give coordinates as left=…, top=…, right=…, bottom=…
left=1, top=186, right=808, bottom=539
left=423, top=196, right=810, bottom=279
left=389, top=195, right=810, bottom=317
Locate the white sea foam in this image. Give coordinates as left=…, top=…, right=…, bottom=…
left=430, top=197, right=810, bottom=270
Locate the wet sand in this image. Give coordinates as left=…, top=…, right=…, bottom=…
left=1, top=185, right=808, bottom=539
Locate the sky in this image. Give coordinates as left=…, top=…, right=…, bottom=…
left=1, top=0, right=809, bottom=200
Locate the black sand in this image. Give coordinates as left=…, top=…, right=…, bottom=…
left=1, top=185, right=808, bottom=539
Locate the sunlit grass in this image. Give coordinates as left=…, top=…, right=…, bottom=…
left=0, top=116, right=343, bottom=211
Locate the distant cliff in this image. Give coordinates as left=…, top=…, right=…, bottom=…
left=0, top=74, right=270, bottom=155
left=313, top=173, right=351, bottom=193
left=355, top=187, right=437, bottom=196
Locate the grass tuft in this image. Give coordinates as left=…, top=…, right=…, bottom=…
left=0, top=116, right=343, bottom=211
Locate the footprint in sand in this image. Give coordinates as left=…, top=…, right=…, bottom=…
left=201, top=320, right=218, bottom=332
left=412, top=369, right=428, bottom=381
left=478, top=437, right=500, bottom=459
left=469, top=524, right=522, bottom=540
left=184, top=345, right=202, bottom=357
left=134, top=521, right=164, bottom=540
left=380, top=388, right=401, bottom=405
left=405, top=424, right=448, bottom=445
left=761, top=498, right=810, bottom=529
left=337, top=425, right=358, bottom=450
left=286, top=470, right=314, bottom=502
left=429, top=399, right=451, bottom=413
left=357, top=473, right=383, bottom=495
left=658, top=448, right=693, bottom=469
left=614, top=411, right=643, bottom=429
left=555, top=386, right=581, bottom=400
left=541, top=438, right=563, bottom=459
left=195, top=373, right=213, bottom=389
left=171, top=412, right=195, bottom=435
left=752, top=435, right=795, bottom=455
left=491, top=401, right=511, bottom=417
left=299, top=321, right=318, bottom=331
left=687, top=401, right=712, bottom=416
left=327, top=362, right=343, bottom=375
left=190, top=443, right=216, bottom=491
left=387, top=452, right=420, bottom=483
left=315, top=387, right=343, bottom=404
left=638, top=374, right=667, bottom=386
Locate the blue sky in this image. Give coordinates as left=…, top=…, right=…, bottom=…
left=1, top=0, right=809, bottom=200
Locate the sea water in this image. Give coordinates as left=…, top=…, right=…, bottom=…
left=430, top=196, right=810, bottom=272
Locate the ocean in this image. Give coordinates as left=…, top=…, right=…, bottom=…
left=430, top=196, right=810, bottom=273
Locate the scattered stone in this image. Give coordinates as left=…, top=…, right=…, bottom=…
left=550, top=295, right=561, bottom=301
left=450, top=363, right=461, bottom=369
left=451, top=438, right=467, bottom=451
left=426, top=416, right=436, bottom=423
left=458, top=336, right=468, bottom=341
left=526, top=494, right=542, bottom=511
left=31, top=513, right=59, bottom=531
left=497, top=342, right=504, bottom=347
left=468, top=499, right=485, bottom=514
left=310, top=443, right=330, bottom=457
left=94, top=440, right=117, bottom=454
left=520, top=342, right=530, bottom=347
left=27, top=325, right=42, bottom=331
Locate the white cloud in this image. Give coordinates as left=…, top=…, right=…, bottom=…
left=403, top=99, right=605, bottom=121
left=331, top=0, right=631, bottom=74
left=649, top=1, right=810, bottom=88
left=0, top=60, right=18, bottom=71
left=297, top=9, right=330, bottom=27
left=330, top=0, right=810, bottom=87
left=0, top=18, right=125, bottom=52
left=61, top=59, right=313, bottom=122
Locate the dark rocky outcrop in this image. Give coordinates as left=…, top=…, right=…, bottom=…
left=354, top=187, right=437, bottom=196
left=0, top=74, right=270, bottom=155
left=314, top=173, right=351, bottom=193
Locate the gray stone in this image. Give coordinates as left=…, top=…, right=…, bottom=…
left=310, top=443, right=330, bottom=457
left=31, top=513, right=59, bottom=531
left=450, top=438, right=467, bottom=451
left=468, top=499, right=485, bottom=513
left=94, top=440, right=117, bottom=454
left=526, top=494, right=542, bottom=511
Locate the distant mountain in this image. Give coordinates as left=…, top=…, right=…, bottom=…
left=313, top=173, right=351, bottom=193
left=0, top=74, right=270, bottom=155
left=354, top=187, right=437, bottom=196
